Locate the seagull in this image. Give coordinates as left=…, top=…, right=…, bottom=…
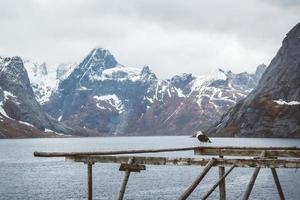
left=196, top=131, right=211, bottom=143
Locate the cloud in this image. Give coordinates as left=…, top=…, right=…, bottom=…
left=0, top=0, right=299, bottom=78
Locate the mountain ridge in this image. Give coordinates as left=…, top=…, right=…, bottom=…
left=206, top=22, right=300, bottom=138
left=0, top=48, right=267, bottom=138
left=41, top=48, right=265, bottom=136
left=0, top=56, right=100, bottom=138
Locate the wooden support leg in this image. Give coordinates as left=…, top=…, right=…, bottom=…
left=271, top=168, right=285, bottom=200
left=87, top=160, right=94, bottom=200
left=242, top=151, right=266, bottom=200
left=218, top=155, right=226, bottom=200
left=117, top=158, right=134, bottom=200
left=178, top=158, right=216, bottom=200
left=202, top=165, right=235, bottom=200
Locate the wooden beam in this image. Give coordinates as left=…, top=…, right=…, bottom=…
left=34, top=147, right=197, bottom=157
left=202, top=165, right=235, bottom=200
left=178, top=158, right=216, bottom=200
left=119, top=163, right=146, bottom=172
left=87, top=160, right=94, bottom=200
left=194, top=149, right=300, bottom=158
left=271, top=168, right=285, bottom=200
left=242, top=151, right=266, bottom=200
left=33, top=146, right=300, bottom=157
left=66, top=155, right=300, bottom=168
left=218, top=155, right=226, bottom=200
left=117, top=158, right=134, bottom=200
left=196, top=146, right=299, bottom=150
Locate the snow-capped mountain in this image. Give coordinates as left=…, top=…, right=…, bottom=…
left=0, top=47, right=266, bottom=138
left=0, top=56, right=97, bottom=138
left=0, top=56, right=54, bottom=138
left=42, top=48, right=266, bottom=135
left=133, top=66, right=266, bottom=135
left=24, top=60, right=76, bottom=104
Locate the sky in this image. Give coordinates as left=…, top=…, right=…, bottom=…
left=0, top=0, right=299, bottom=78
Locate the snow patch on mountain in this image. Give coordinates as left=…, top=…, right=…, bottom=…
left=93, top=66, right=142, bottom=82
left=190, top=76, right=211, bottom=93
left=18, top=121, right=35, bottom=127
left=273, top=99, right=300, bottom=105
left=93, top=94, right=124, bottom=113
left=44, top=128, right=71, bottom=136
left=24, top=60, right=76, bottom=104
left=0, top=90, right=16, bottom=118
left=174, top=88, right=185, bottom=97
left=0, top=105, right=9, bottom=119
left=4, top=90, right=16, bottom=99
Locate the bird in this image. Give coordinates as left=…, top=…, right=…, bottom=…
left=196, top=131, right=211, bottom=143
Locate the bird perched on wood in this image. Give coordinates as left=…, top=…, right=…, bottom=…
left=196, top=131, right=211, bottom=143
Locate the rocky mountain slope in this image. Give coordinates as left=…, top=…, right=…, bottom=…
left=42, top=48, right=265, bottom=135
left=207, top=23, right=300, bottom=138
left=0, top=56, right=96, bottom=138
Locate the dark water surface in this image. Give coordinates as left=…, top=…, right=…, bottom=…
left=0, top=136, right=300, bottom=200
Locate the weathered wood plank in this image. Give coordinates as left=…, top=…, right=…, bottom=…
left=242, top=151, right=266, bottom=200
left=271, top=168, right=285, bottom=200
left=119, top=163, right=146, bottom=172
left=66, top=155, right=300, bottom=168
left=194, top=149, right=300, bottom=158
left=33, top=146, right=300, bottom=157
left=178, top=158, right=216, bottom=200
left=202, top=165, right=235, bottom=200
left=34, top=147, right=197, bottom=157
left=218, top=155, right=226, bottom=200
left=196, top=146, right=299, bottom=150
left=87, top=160, right=94, bottom=200
left=117, top=158, right=133, bottom=200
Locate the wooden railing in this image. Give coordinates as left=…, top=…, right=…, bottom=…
left=34, top=146, right=300, bottom=200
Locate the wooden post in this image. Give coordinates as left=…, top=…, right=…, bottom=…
left=242, top=151, right=266, bottom=200
left=202, top=165, right=235, bottom=200
left=117, top=158, right=134, bottom=200
left=87, top=160, right=94, bottom=200
left=178, top=158, right=216, bottom=200
left=271, top=168, right=285, bottom=200
left=219, top=155, right=226, bottom=200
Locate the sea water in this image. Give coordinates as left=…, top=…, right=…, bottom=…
left=0, top=136, right=300, bottom=200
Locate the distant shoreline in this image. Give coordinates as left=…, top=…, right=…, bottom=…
left=1, top=135, right=299, bottom=140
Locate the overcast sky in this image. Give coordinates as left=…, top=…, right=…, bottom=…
left=0, top=0, right=299, bottom=78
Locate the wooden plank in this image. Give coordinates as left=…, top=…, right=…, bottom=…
left=271, top=168, right=285, bottom=200
left=218, top=155, right=226, bottom=200
left=119, top=163, right=146, bottom=172
left=33, top=146, right=300, bottom=157
left=243, top=167, right=260, bottom=200
left=196, top=146, right=299, bottom=150
left=178, top=158, right=216, bottom=200
left=194, top=149, right=300, bottom=158
left=242, top=151, right=266, bottom=200
left=66, top=155, right=300, bottom=168
left=202, top=165, right=235, bottom=200
left=87, top=160, right=94, bottom=200
left=117, top=158, right=133, bottom=200
left=33, top=147, right=197, bottom=157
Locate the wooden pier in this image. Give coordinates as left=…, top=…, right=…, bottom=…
left=34, top=146, right=300, bottom=200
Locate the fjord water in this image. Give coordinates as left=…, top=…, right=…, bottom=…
left=0, top=137, right=300, bottom=200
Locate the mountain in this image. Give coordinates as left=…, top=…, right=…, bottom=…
left=207, top=23, right=300, bottom=138
left=24, top=60, right=76, bottom=104
left=132, top=65, right=266, bottom=135
left=42, top=48, right=265, bottom=136
left=0, top=56, right=96, bottom=138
